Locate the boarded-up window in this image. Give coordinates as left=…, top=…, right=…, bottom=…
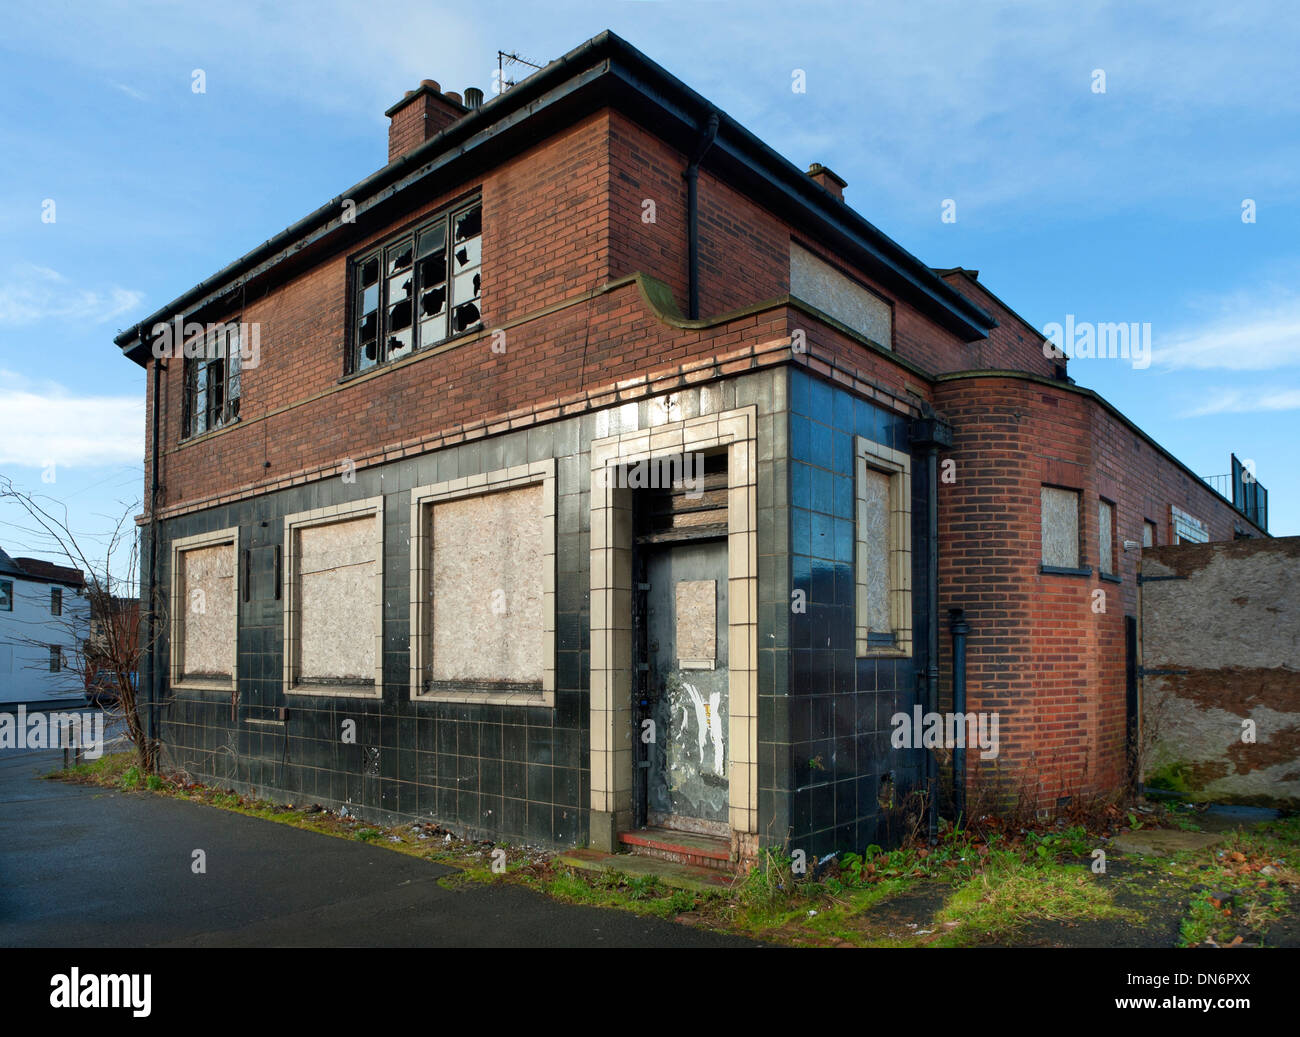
left=297, top=516, right=377, bottom=683
left=178, top=542, right=236, bottom=680
left=855, top=437, right=912, bottom=656
left=430, top=484, right=544, bottom=685
left=1098, top=499, right=1115, bottom=575
left=675, top=579, right=717, bottom=669
left=860, top=467, right=892, bottom=634
left=790, top=243, right=892, bottom=347
left=1041, top=487, right=1080, bottom=568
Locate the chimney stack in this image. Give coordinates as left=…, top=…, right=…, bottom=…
left=806, top=163, right=847, bottom=202
left=385, top=79, right=470, bottom=163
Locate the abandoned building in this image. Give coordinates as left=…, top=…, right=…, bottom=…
left=113, top=31, right=1270, bottom=865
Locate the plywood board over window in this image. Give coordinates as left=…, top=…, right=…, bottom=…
left=409, top=460, right=555, bottom=707
left=855, top=436, right=912, bottom=657
left=170, top=527, right=239, bottom=691
left=1041, top=486, right=1081, bottom=569
left=283, top=498, right=384, bottom=698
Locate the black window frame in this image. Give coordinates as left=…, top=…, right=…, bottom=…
left=346, top=198, right=482, bottom=376
left=182, top=321, right=243, bottom=441
left=51, top=587, right=62, bottom=616
left=49, top=644, right=62, bottom=673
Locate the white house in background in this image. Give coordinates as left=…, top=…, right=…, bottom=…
left=0, top=547, right=90, bottom=704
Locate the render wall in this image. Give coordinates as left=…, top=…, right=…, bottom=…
left=1140, top=537, right=1300, bottom=807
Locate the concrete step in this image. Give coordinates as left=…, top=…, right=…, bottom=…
left=556, top=848, right=736, bottom=893
left=618, top=827, right=733, bottom=872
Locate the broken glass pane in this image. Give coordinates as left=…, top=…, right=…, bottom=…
left=388, top=297, right=412, bottom=331
left=452, top=300, right=481, bottom=333
left=453, top=236, right=481, bottom=271
left=387, top=242, right=413, bottom=274
left=420, top=283, right=447, bottom=317
left=360, top=255, right=379, bottom=287
left=386, top=328, right=412, bottom=358
left=454, top=206, right=481, bottom=242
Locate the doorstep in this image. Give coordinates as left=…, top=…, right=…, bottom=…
left=556, top=848, right=737, bottom=893
left=618, top=826, right=733, bottom=871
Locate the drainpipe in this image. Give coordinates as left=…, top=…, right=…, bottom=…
left=908, top=413, right=953, bottom=845
left=949, top=608, right=969, bottom=824
left=684, top=109, right=719, bottom=320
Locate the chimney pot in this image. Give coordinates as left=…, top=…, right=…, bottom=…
left=385, top=79, right=469, bottom=163
left=464, top=86, right=484, bottom=109
left=806, top=163, right=847, bottom=202
left=444, top=90, right=462, bottom=105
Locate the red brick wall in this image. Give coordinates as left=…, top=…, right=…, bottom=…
left=933, top=374, right=1261, bottom=808
left=606, top=112, right=788, bottom=317
left=939, top=272, right=1062, bottom=378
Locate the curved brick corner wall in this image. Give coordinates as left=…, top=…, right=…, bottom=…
left=933, top=374, right=1262, bottom=809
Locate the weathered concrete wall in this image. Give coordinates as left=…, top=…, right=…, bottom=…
left=1141, top=536, right=1300, bottom=807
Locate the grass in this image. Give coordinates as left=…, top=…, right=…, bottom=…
left=44, top=752, right=1297, bottom=947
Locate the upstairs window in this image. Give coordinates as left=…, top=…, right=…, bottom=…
left=0, top=580, right=12, bottom=611
left=182, top=322, right=242, bottom=439
left=348, top=200, right=482, bottom=374
left=49, top=645, right=62, bottom=673
left=51, top=587, right=62, bottom=616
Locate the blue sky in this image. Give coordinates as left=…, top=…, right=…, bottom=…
left=1, top=0, right=1297, bottom=575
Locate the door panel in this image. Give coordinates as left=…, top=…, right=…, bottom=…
left=645, top=538, right=729, bottom=832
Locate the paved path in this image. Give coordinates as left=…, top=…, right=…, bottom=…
left=0, top=744, right=756, bottom=948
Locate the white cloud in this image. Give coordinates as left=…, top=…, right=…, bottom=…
left=0, top=264, right=144, bottom=327
left=1153, top=286, right=1300, bottom=372
left=111, top=82, right=148, bottom=102
left=0, top=369, right=142, bottom=468
left=1185, top=387, right=1300, bottom=417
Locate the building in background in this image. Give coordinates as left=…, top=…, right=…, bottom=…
left=0, top=547, right=90, bottom=704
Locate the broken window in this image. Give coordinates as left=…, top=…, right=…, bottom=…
left=0, top=580, right=12, bottom=611
left=182, top=322, right=242, bottom=440
left=1098, top=499, right=1115, bottom=576
left=347, top=199, right=482, bottom=374
left=51, top=587, right=62, bottom=616
left=1041, top=486, right=1081, bottom=569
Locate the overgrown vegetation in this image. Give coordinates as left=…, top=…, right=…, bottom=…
left=47, top=752, right=1297, bottom=947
